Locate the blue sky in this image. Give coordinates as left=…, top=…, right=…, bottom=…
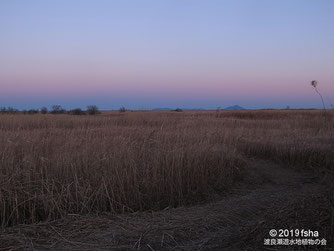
left=1, top=0, right=333, bottom=109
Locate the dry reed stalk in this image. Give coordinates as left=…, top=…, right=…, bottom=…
left=0, top=110, right=333, bottom=227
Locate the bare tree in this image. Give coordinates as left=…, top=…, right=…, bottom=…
left=87, top=105, right=99, bottom=115
left=311, top=80, right=326, bottom=110
left=51, top=105, right=65, bottom=114
left=119, top=106, right=126, bottom=113
left=71, top=108, right=84, bottom=115
left=41, top=107, right=48, bottom=114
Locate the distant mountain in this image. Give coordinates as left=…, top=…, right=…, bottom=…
left=224, top=105, right=246, bottom=110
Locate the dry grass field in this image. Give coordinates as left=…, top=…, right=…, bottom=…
left=0, top=110, right=333, bottom=249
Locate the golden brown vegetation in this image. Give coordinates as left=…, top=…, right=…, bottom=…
left=0, top=110, right=333, bottom=227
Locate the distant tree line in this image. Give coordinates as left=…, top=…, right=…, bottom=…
left=0, top=105, right=100, bottom=115
left=0, top=107, right=19, bottom=114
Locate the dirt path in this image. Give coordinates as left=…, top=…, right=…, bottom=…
left=0, top=159, right=329, bottom=250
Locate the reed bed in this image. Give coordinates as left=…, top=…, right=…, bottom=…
left=0, top=110, right=333, bottom=227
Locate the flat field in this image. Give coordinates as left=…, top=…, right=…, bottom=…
left=0, top=110, right=333, bottom=249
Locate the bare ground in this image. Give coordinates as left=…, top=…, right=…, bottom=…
left=0, top=159, right=332, bottom=250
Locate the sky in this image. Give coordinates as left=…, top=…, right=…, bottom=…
left=0, top=0, right=333, bottom=110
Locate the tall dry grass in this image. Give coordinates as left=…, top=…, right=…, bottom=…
left=0, top=110, right=333, bottom=227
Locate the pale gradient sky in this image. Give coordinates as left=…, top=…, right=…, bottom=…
left=1, top=0, right=333, bottom=109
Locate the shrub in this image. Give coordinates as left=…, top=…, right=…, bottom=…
left=41, top=107, right=48, bottom=114
left=87, top=105, right=99, bottom=115
left=70, top=108, right=85, bottom=115
left=0, top=107, right=18, bottom=114
left=27, top=109, right=39, bottom=114
left=174, top=108, right=183, bottom=112
left=0, top=107, right=7, bottom=114
left=51, top=105, right=65, bottom=114
left=119, top=106, right=127, bottom=112
left=7, top=107, right=16, bottom=114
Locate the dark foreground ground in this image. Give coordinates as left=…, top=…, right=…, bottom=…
left=1, top=158, right=332, bottom=250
